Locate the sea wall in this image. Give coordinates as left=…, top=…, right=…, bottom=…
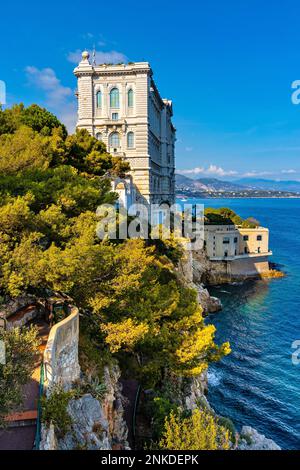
left=193, top=249, right=271, bottom=285
left=43, top=306, right=80, bottom=392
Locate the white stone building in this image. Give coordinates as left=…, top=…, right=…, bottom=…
left=74, top=51, right=176, bottom=206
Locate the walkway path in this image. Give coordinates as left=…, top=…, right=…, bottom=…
left=120, top=379, right=139, bottom=449
left=0, top=317, right=50, bottom=450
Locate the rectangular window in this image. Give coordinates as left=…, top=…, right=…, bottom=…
left=112, top=113, right=119, bottom=121
left=223, top=237, right=230, bottom=244
left=243, top=235, right=249, bottom=241
left=234, top=237, right=238, bottom=243
left=257, top=235, right=262, bottom=241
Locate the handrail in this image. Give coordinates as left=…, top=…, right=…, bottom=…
left=33, top=361, right=44, bottom=450
left=132, top=384, right=141, bottom=449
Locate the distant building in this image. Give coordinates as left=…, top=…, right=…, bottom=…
left=74, top=52, right=176, bottom=206
left=204, top=224, right=272, bottom=276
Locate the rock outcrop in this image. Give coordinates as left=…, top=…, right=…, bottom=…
left=182, top=372, right=212, bottom=412
left=238, top=426, right=281, bottom=450
left=58, top=394, right=112, bottom=450
left=40, top=365, right=129, bottom=450
left=193, top=249, right=232, bottom=285
left=177, top=244, right=222, bottom=314
left=195, top=284, right=222, bottom=314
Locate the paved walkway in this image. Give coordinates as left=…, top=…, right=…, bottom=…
left=0, top=317, right=50, bottom=450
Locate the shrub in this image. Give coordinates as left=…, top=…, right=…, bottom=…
left=218, top=416, right=236, bottom=444
left=146, top=395, right=177, bottom=440
left=74, top=377, right=107, bottom=402
left=0, top=326, right=40, bottom=426
left=159, top=408, right=230, bottom=450
left=41, top=385, right=75, bottom=436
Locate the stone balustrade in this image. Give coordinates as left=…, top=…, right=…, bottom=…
left=43, top=306, right=80, bottom=393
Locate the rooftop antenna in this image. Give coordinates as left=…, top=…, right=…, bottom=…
left=92, top=44, right=96, bottom=66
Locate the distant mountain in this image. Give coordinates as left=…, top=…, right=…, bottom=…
left=234, top=178, right=300, bottom=193
left=176, top=174, right=248, bottom=192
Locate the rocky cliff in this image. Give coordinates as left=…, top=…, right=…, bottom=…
left=176, top=244, right=281, bottom=450
left=177, top=245, right=222, bottom=314
left=174, top=373, right=281, bottom=450
left=40, top=365, right=129, bottom=450
left=237, top=426, right=281, bottom=450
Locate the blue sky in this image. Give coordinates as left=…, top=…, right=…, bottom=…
left=2, top=0, right=300, bottom=180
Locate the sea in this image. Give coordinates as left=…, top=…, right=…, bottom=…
left=179, top=197, right=300, bottom=449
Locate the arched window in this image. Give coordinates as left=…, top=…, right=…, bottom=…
left=128, top=89, right=134, bottom=107
left=95, top=132, right=102, bottom=141
left=110, top=88, right=119, bottom=108
left=96, top=90, right=102, bottom=108
left=109, top=132, right=120, bottom=148
left=127, top=132, right=134, bottom=148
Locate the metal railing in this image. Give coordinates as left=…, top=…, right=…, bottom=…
left=33, top=362, right=45, bottom=450
left=132, top=384, right=141, bottom=449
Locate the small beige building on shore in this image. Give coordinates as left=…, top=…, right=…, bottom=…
left=204, top=224, right=272, bottom=278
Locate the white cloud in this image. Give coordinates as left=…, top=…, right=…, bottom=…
left=206, top=165, right=238, bottom=177
left=178, top=167, right=205, bottom=175
left=67, top=49, right=128, bottom=65
left=281, top=169, right=297, bottom=174
left=179, top=164, right=238, bottom=177
left=241, top=170, right=274, bottom=177
left=178, top=165, right=300, bottom=179
left=25, top=66, right=77, bottom=132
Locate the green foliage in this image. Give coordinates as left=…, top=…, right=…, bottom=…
left=150, top=235, right=184, bottom=265
left=79, top=327, right=114, bottom=380
left=0, top=104, right=229, bottom=391
left=74, top=377, right=107, bottom=402
left=159, top=408, right=231, bottom=450
left=20, top=104, right=67, bottom=137
left=0, top=326, right=40, bottom=425
left=217, top=416, right=236, bottom=444
left=0, top=126, right=52, bottom=175
left=146, top=395, right=177, bottom=441
left=239, top=432, right=253, bottom=446
left=204, top=207, right=259, bottom=227
left=41, top=385, right=74, bottom=436
left=241, top=217, right=260, bottom=228
left=0, top=104, right=66, bottom=137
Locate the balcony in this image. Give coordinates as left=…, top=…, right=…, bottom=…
left=209, top=250, right=273, bottom=261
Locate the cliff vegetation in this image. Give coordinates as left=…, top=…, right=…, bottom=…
left=0, top=104, right=230, bottom=448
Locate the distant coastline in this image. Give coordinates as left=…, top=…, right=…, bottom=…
left=177, top=191, right=300, bottom=199
left=175, top=174, right=300, bottom=199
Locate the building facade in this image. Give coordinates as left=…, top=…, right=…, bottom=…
left=74, top=51, right=176, bottom=206
left=204, top=224, right=272, bottom=276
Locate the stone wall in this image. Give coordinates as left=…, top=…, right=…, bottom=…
left=193, top=248, right=271, bottom=285
left=43, top=306, right=80, bottom=392
left=0, top=294, right=40, bottom=329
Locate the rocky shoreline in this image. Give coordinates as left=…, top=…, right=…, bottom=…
left=177, top=245, right=281, bottom=450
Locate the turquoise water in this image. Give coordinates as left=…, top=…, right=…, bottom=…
left=185, top=198, right=300, bottom=449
